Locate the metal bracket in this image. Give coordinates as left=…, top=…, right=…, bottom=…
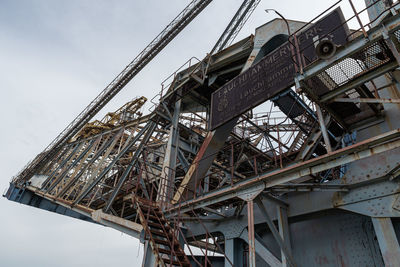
left=237, top=183, right=265, bottom=201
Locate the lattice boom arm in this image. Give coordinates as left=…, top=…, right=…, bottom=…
left=14, top=0, right=213, bottom=184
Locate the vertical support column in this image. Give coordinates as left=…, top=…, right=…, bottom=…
left=172, top=118, right=238, bottom=203
left=277, top=206, right=291, bottom=267
left=141, top=241, right=156, bottom=267
left=225, top=238, right=245, bottom=267
left=225, top=238, right=235, bottom=267
left=372, top=217, right=400, bottom=267
left=204, top=176, right=210, bottom=193
left=172, top=52, right=256, bottom=203
left=238, top=186, right=264, bottom=267
left=316, top=105, right=332, bottom=153
left=247, top=200, right=256, bottom=267
left=158, top=99, right=181, bottom=204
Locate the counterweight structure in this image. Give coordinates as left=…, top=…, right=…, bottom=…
left=4, top=1, right=400, bottom=266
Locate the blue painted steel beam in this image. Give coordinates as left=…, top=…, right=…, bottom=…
left=4, top=183, right=95, bottom=224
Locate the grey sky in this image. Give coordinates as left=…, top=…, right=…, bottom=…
left=0, top=1, right=367, bottom=266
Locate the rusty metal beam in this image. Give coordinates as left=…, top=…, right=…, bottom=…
left=72, top=121, right=153, bottom=206
left=14, top=0, right=214, bottom=184
left=45, top=138, right=98, bottom=194
left=41, top=143, right=82, bottom=189
left=169, top=128, right=400, bottom=215
left=172, top=47, right=274, bottom=204
left=103, top=122, right=157, bottom=211
left=54, top=133, right=116, bottom=198
left=247, top=200, right=256, bottom=267
left=172, top=118, right=238, bottom=204
left=92, top=209, right=142, bottom=238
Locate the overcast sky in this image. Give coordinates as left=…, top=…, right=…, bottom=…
left=0, top=1, right=368, bottom=266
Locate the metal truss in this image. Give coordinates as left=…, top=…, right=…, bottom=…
left=13, top=0, right=214, bottom=186
left=211, top=0, right=261, bottom=54
left=5, top=1, right=400, bottom=266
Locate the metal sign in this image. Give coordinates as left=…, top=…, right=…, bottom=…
left=210, top=7, right=349, bottom=130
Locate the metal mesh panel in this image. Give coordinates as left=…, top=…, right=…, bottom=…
left=308, top=39, right=394, bottom=97
left=394, top=29, right=400, bottom=42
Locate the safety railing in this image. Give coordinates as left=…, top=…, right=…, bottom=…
left=148, top=56, right=204, bottom=114
left=134, top=159, right=204, bottom=266
left=288, top=0, right=400, bottom=74
left=132, top=157, right=234, bottom=266
left=159, top=166, right=234, bottom=267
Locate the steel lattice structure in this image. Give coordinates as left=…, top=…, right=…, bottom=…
left=5, top=1, right=400, bottom=266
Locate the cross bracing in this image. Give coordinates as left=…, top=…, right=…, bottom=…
left=5, top=1, right=400, bottom=266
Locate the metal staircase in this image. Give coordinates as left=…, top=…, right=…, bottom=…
left=134, top=196, right=191, bottom=267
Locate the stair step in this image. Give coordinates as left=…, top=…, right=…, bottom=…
left=158, top=247, right=185, bottom=256
left=135, top=198, right=190, bottom=266
left=150, top=228, right=173, bottom=238
left=138, top=203, right=160, bottom=210
left=139, top=206, right=163, bottom=216
left=138, top=201, right=160, bottom=209
left=148, top=221, right=170, bottom=230
left=138, top=201, right=160, bottom=208
left=153, top=238, right=180, bottom=248
left=163, top=257, right=191, bottom=267
left=136, top=198, right=159, bottom=207
left=145, top=214, right=167, bottom=224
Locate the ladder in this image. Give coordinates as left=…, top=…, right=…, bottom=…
left=134, top=197, right=191, bottom=267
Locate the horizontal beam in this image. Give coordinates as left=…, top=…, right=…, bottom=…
left=333, top=97, right=400, bottom=104
left=269, top=183, right=349, bottom=192
left=168, top=129, right=400, bottom=215
left=27, top=185, right=94, bottom=215
left=92, top=210, right=142, bottom=238
left=23, top=186, right=143, bottom=238
left=6, top=184, right=95, bottom=223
